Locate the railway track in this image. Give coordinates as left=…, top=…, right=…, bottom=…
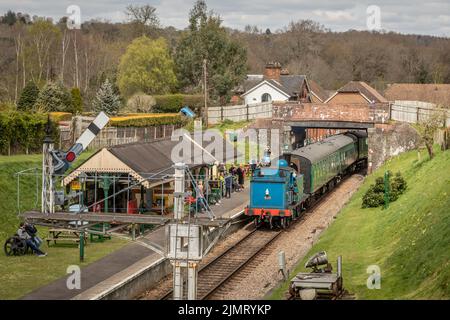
left=160, top=228, right=281, bottom=300
left=153, top=172, right=362, bottom=300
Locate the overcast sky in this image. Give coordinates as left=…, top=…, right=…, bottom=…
left=1, top=0, right=449, bottom=37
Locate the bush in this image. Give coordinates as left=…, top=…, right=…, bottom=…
left=362, top=171, right=407, bottom=208
left=124, top=93, right=156, bottom=113
left=153, top=94, right=203, bottom=113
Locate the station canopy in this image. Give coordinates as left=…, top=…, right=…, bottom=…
left=63, top=137, right=240, bottom=188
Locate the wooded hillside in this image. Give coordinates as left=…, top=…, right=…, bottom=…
left=0, top=2, right=449, bottom=109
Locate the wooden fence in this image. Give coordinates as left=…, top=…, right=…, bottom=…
left=390, top=101, right=450, bottom=127
left=207, top=102, right=272, bottom=124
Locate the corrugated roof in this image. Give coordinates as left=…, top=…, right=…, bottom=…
left=336, top=81, right=387, bottom=103
left=290, top=134, right=356, bottom=163
left=384, top=83, right=450, bottom=108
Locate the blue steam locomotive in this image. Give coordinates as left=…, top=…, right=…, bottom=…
left=245, top=131, right=368, bottom=228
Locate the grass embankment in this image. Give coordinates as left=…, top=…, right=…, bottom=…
left=270, top=148, right=450, bottom=300
left=0, top=152, right=127, bottom=300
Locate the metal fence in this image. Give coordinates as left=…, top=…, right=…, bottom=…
left=207, top=102, right=272, bottom=124
left=390, top=101, right=450, bottom=127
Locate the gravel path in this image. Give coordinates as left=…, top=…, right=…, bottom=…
left=210, top=174, right=364, bottom=300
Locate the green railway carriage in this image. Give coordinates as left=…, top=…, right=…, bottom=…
left=287, top=134, right=359, bottom=194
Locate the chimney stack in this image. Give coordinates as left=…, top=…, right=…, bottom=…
left=264, top=62, right=282, bottom=82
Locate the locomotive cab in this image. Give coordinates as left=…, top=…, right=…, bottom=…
left=245, top=159, right=304, bottom=228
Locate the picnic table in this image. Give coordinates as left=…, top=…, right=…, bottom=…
left=46, top=228, right=88, bottom=246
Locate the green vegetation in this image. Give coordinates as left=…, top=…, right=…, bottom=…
left=92, top=79, right=122, bottom=115
left=0, top=112, right=59, bottom=155
left=0, top=152, right=127, bottom=299
left=153, top=94, right=204, bottom=113
left=17, top=81, right=39, bottom=112
left=270, top=148, right=450, bottom=299
left=34, top=81, right=72, bottom=113
left=117, top=36, right=177, bottom=97
left=362, top=171, right=407, bottom=208
left=174, top=0, right=247, bottom=102
left=70, top=88, right=83, bottom=114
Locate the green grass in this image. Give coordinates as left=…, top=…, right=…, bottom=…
left=0, top=151, right=127, bottom=299
left=269, top=147, right=450, bottom=300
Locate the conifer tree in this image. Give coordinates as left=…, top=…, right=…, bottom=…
left=17, top=81, right=40, bottom=111
left=34, top=81, right=72, bottom=112
left=92, top=79, right=121, bottom=115
left=71, top=87, right=83, bottom=114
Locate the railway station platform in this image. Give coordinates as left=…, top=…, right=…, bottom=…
left=21, top=186, right=250, bottom=300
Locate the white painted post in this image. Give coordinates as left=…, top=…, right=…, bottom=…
left=173, top=262, right=183, bottom=300
left=173, top=163, right=186, bottom=220
left=187, top=262, right=198, bottom=300
left=42, top=135, right=54, bottom=215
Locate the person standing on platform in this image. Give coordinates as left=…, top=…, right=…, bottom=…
left=237, top=165, right=245, bottom=190
left=225, top=174, right=232, bottom=198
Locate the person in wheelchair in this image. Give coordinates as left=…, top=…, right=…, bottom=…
left=24, top=222, right=42, bottom=248
left=18, top=223, right=47, bottom=257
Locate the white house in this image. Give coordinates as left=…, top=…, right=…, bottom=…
left=234, top=62, right=314, bottom=105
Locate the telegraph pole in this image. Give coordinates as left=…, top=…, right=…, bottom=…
left=203, top=59, right=208, bottom=126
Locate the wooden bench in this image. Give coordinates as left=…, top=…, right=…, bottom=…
left=46, top=228, right=88, bottom=247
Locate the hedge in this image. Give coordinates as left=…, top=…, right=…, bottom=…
left=153, top=94, right=203, bottom=113
left=49, top=112, right=73, bottom=122
left=109, top=114, right=187, bottom=127
left=0, top=112, right=59, bottom=155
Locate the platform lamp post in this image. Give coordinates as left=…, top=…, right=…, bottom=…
left=79, top=172, right=87, bottom=208
left=100, top=176, right=111, bottom=213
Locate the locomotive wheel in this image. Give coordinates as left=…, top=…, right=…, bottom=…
left=254, top=218, right=262, bottom=229
left=280, top=218, right=286, bottom=229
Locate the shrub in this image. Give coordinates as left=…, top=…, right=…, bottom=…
left=362, top=171, right=407, bottom=208
left=153, top=94, right=203, bottom=113
left=124, top=93, right=156, bottom=113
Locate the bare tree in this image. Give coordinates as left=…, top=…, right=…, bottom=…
left=125, top=5, right=160, bottom=26
left=60, top=29, right=70, bottom=83
left=416, top=107, right=447, bottom=159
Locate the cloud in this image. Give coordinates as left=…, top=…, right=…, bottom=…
left=0, top=0, right=448, bottom=36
